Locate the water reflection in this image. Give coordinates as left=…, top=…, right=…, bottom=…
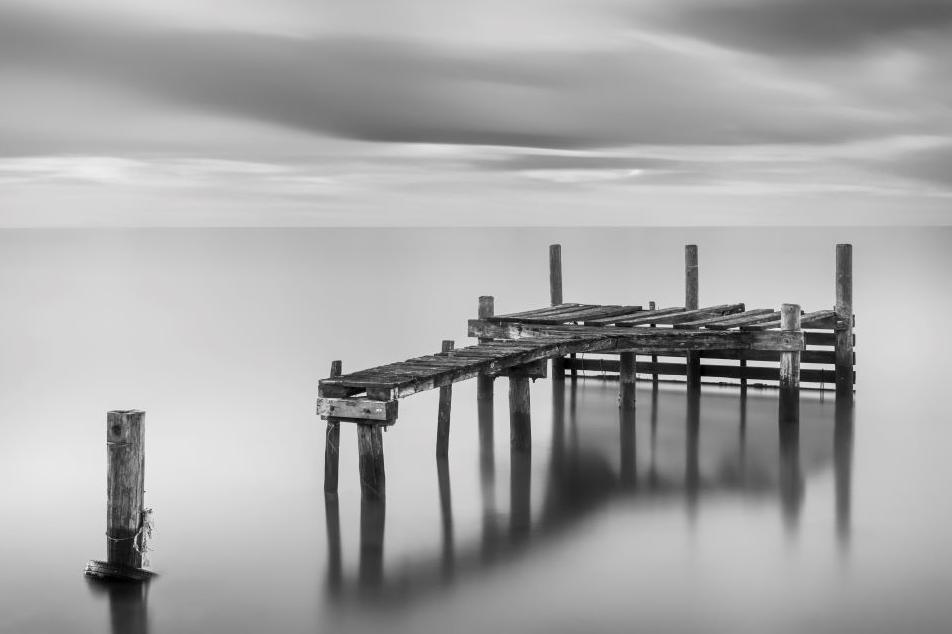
left=324, top=381, right=854, bottom=603
left=86, top=578, right=150, bottom=634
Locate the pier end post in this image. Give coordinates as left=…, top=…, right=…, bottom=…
left=649, top=300, right=658, bottom=387
left=685, top=245, right=701, bottom=393
left=357, top=425, right=386, bottom=500
left=779, top=303, right=802, bottom=424
left=436, top=340, right=454, bottom=457
left=477, top=296, right=495, bottom=400
left=835, top=244, right=854, bottom=401
left=324, top=360, right=343, bottom=495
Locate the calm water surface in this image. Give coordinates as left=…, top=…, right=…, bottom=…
left=1, top=227, right=951, bottom=633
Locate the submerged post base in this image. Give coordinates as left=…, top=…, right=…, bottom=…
left=84, top=560, right=157, bottom=582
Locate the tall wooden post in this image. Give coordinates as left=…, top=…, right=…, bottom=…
left=436, top=340, right=454, bottom=457
left=779, top=303, right=801, bottom=424
left=685, top=245, right=701, bottom=392
left=648, top=300, right=658, bottom=386
left=478, top=389, right=498, bottom=561
left=550, top=244, right=565, bottom=380
left=835, top=244, right=854, bottom=401
left=324, top=360, right=342, bottom=495
left=106, top=410, right=146, bottom=569
left=619, top=352, right=637, bottom=409
left=358, top=497, right=385, bottom=591
left=357, top=425, right=385, bottom=500
left=477, top=296, right=495, bottom=400
left=509, top=370, right=532, bottom=451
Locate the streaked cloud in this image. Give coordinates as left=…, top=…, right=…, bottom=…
left=0, top=0, right=949, bottom=225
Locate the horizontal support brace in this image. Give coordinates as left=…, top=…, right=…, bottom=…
left=491, top=358, right=547, bottom=379
left=467, top=320, right=804, bottom=352
left=562, top=358, right=845, bottom=384
left=316, top=397, right=398, bottom=423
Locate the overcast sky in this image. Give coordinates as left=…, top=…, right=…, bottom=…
left=1, top=0, right=950, bottom=225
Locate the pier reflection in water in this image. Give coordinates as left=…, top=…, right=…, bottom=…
left=323, top=379, right=854, bottom=604
left=85, top=578, right=150, bottom=634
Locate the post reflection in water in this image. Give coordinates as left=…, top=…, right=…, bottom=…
left=86, top=578, right=150, bottom=634
left=322, top=380, right=855, bottom=603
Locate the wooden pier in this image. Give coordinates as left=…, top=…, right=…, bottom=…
left=317, top=243, right=855, bottom=498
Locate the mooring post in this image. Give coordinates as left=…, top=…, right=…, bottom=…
left=779, top=303, right=802, bottom=424
left=685, top=245, right=701, bottom=393
left=324, top=360, right=343, bottom=495
left=550, top=244, right=566, bottom=380
left=477, top=296, right=495, bottom=400
left=619, top=351, right=637, bottom=409
left=85, top=410, right=155, bottom=581
left=357, top=425, right=385, bottom=500
left=106, top=409, right=146, bottom=569
left=509, top=369, right=532, bottom=451
left=835, top=244, right=854, bottom=401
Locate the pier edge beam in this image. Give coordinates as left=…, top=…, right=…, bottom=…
left=835, top=244, right=854, bottom=401
left=477, top=296, right=495, bottom=400
left=107, top=410, right=146, bottom=570
left=509, top=367, right=532, bottom=451
left=619, top=351, right=637, bottom=409
left=684, top=245, right=701, bottom=393
left=779, top=303, right=802, bottom=424
left=550, top=244, right=566, bottom=381
left=436, top=340, right=454, bottom=457
left=324, top=360, right=343, bottom=495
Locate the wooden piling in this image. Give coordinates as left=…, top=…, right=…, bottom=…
left=509, top=370, right=532, bottom=451
left=835, top=244, right=854, bottom=401
left=779, top=303, right=801, bottom=424
left=436, top=340, right=454, bottom=457
left=357, top=425, right=385, bottom=500
left=550, top=244, right=565, bottom=380
left=649, top=300, right=658, bottom=387
left=358, top=498, right=385, bottom=591
left=477, top=297, right=495, bottom=400
left=685, top=245, right=701, bottom=392
left=324, top=360, right=342, bottom=495
left=106, top=410, right=146, bottom=569
left=619, top=352, right=637, bottom=409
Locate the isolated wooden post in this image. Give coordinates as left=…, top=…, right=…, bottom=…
left=619, top=351, right=637, bottom=409
left=509, top=370, right=532, bottom=451
left=477, top=296, right=495, bottom=400
left=685, top=245, right=701, bottom=392
left=779, top=303, right=801, bottom=424
left=835, top=244, right=854, bottom=401
left=436, top=340, right=454, bottom=457
left=550, top=244, right=565, bottom=380
left=106, top=410, right=146, bottom=569
left=357, top=425, right=385, bottom=500
left=324, top=360, right=342, bottom=495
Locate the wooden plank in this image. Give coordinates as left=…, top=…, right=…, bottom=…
left=467, top=320, right=803, bottom=352
left=518, top=304, right=643, bottom=324
left=682, top=309, right=775, bottom=328
left=742, top=310, right=835, bottom=331
left=614, top=303, right=745, bottom=326
left=565, top=348, right=839, bottom=364
left=317, top=398, right=398, bottom=422
left=493, top=303, right=581, bottom=320
left=562, top=358, right=839, bottom=384
left=490, top=304, right=600, bottom=323
left=584, top=306, right=684, bottom=326
left=436, top=340, right=454, bottom=457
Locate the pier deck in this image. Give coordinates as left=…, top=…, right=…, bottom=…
left=316, top=243, right=855, bottom=500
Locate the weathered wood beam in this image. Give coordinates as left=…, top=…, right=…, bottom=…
left=317, top=397, right=399, bottom=423
left=550, top=244, right=563, bottom=306
left=619, top=352, right=636, bottom=408
left=509, top=368, right=532, bottom=451
left=585, top=305, right=684, bottom=326
left=493, top=302, right=581, bottom=320
left=467, top=320, right=803, bottom=352
left=564, top=347, right=840, bottom=364
left=561, top=357, right=838, bottom=384
left=477, top=296, right=495, bottom=400
left=741, top=309, right=836, bottom=331
left=685, top=245, right=701, bottom=393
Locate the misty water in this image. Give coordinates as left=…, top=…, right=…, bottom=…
left=2, top=227, right=951, bottom=634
